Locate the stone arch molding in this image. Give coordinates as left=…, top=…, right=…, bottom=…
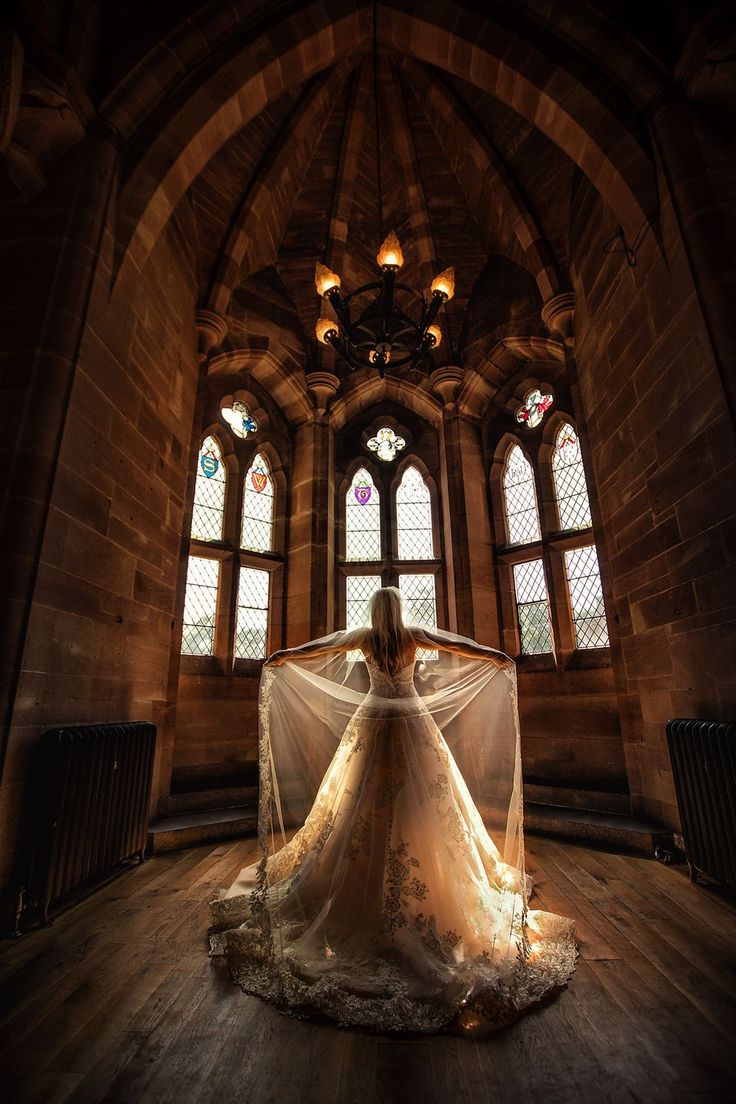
left=106, top=0, right=659, bottom=299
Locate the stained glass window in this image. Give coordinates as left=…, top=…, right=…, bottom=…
left=222, top=400, right=257, bottom=439
left=516, top=390, right=553, bottom=428
left=552, top=424, right=592, bottom=531
left=181, top=556, right=219, bottom=655
left=241, top=452, right=274, bottom=552
left=234, top=566, right=270, bottom=659
left=513, top=560, right=553, bottom=655
left=367, top=427, right=406, bottom=462
left=346, top=468, right=381, bottom=561
left=503, top=445, right=541, bottom=545
left=396, top=466, right=434, bottom=560
left=191, top=435, right=226, bottom=542
left=565, top=546, right=609, bottom=649
left=398, top=574, right=438, bottom=659
left=345, top=575, right=382, bottom=630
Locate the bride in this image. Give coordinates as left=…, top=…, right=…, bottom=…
left=210, top=587, right=576, bottom=1033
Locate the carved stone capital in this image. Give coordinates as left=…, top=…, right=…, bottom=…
left=429, top=365, right=464, bottom=408
left=306, top=370, right=340, bottom=414
left=195, top=310, right=228, bottom=359
left=541, top=293, right=575, bottom=346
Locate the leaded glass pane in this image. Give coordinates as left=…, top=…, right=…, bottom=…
left=241, top=453, right=274, bottom=552
left=235, top=566, right=270, bottom=659
left=513, top=559, right=553, bottom=655
left=346, top=468, right=381, bottom=561
left=553, top=424, right=592, bottom=531
left=396, top=466, right=434, bottom=560
left=565, top=546, right=610, bottom=649
left=398, top=574, right=438, bottom=659
left=503, top=445, right=541, bottom=545
left=191, top=435, right=226, bottom=542
left=345, top=575, right=382, bottom=630
left=181, top=556, right=219, bottom=655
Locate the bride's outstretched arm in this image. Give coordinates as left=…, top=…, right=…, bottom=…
left=412, top=627, right=513, bottom=668
left=265, top=629, right=367, bottom=666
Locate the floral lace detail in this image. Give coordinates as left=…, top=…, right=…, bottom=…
left=375, top=772, right=406, bottom=809
left=427, top=772, right=450, bottom=800
left=346, top=815, right=371, bottom=860
left=409, top=912, right=462, bottom=962
left=381, top=842, right=427, bottom=933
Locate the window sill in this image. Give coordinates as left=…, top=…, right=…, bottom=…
left=179, top=654, right=225, bottom=677
left=564, top=647, right=612, bottom=671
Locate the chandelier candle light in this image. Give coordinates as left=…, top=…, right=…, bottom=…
left=314, top=248, right=454, bottom=378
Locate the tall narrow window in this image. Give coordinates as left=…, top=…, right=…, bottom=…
left=398, top=574, right=438, bottom=659
left=181, top=556, right=220, bottom=656
left=565, top=546, right=609, bottom=649
left=242, top=452, right=274, bottom=552
left=552, top=424, right=592, bottom=531
left=191, top=435, right=226, bottom=541
left=346, top=468, right=381, bottom=561
left=235, top=566, right=270, bottom=659
left=512, top=560, right=553, bottom=654
left=396, top=466, right=434, bottom=559
left=503, top=445, right=541, bottom=545
left=345, top=575, right=382, bottom=630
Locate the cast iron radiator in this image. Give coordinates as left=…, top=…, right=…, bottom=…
left=666, top=718, right=736, bottom=889
left=24, top=721, right=156, bottom=924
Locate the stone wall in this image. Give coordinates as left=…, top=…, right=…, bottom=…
left=571, top=175, right=736, bottom=827
left=0, top=163, right=199, bottom=892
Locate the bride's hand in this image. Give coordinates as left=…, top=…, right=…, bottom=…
left=492, top=655, right=514, bottom=670
left=265, top=651, right=286, bottom=667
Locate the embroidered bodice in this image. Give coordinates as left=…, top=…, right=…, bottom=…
left=364, top=654, right=418, bottom=698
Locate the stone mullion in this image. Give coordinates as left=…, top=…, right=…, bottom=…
left=438, top=410, right=471, bottom=636
left=309, top=413, right=335, bottom=639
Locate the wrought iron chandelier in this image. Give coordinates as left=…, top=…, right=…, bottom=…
left=313, top=1, right=454, bottom=378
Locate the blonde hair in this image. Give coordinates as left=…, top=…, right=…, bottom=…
left=368, top=587, right=412, bottom=675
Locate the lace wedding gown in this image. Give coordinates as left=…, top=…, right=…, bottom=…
left=210, top=634, right=577, bottom=1034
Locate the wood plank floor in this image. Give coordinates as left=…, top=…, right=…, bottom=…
left=2, top=836, right=736, bottom=1104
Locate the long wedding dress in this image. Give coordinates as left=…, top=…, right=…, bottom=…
left=210, top=627, right=577, bottom=1033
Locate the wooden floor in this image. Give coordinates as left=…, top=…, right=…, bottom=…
left=2, top=837, right=736, bottom=1104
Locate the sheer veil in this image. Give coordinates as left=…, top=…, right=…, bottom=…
left=210, top=625, right=577, bottom=1033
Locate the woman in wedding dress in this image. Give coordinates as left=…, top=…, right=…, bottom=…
left=210, top=588, right=576, bottom=1034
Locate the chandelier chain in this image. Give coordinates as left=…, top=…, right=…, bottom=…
left=373, top=0, right=384, bottom=245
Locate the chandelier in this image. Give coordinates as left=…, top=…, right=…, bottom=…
left=313, top=0, right=454, bottom=378
left=314, top=248, right=454, bottom=378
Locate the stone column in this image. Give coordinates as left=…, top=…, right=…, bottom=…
left=430, top=366, right=501, bottom=645
left=286, top=372, right=339, bottom=644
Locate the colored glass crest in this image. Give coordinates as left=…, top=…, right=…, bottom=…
left=558, top=425, right=577, bottom=449
left=515, top=390, right=553, bottom=428
left=354, top=480, right=372, bottom=505
left=222, top=400, right=258, bottom=439
left=251, top=462, right=269, bottom=493
left=199, top=449, right=220, bottom=478
left=367, top=426, right=406, bottom=462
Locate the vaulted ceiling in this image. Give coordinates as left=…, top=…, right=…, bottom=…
left=11, top=0, right=733, bottom=381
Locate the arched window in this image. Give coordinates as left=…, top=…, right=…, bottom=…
left=503, top=445, right=541, bottom=544
left=191, top=435, right=226, bottom=541
left=180, top=425, right=284, bottom=664
left=346, top=467, right=381, bottom=561
left=396, top=466, right=434, bottom=559
left=340, top=457, right=441, bottom=652
left=552, top=424, right=592, bottom=530
left=241, top=452, right=274, bottom=552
